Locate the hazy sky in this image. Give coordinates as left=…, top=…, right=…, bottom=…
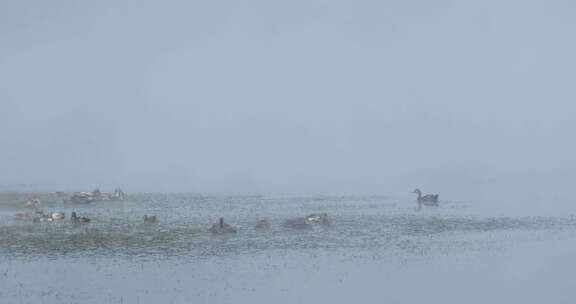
left=1, top=0, right=576, bottom=196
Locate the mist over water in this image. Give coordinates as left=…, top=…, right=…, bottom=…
left=2, top=0, right=576, bottom=197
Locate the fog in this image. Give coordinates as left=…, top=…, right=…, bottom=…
left=2, top=0, right=576, bottom=198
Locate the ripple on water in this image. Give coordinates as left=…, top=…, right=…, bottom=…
left=1, top=193, right=576, bottom=260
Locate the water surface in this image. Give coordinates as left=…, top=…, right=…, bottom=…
left=1, top=193, right=575, bottom=303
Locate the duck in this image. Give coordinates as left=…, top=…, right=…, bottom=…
left=413, top=189, right=439, bottom=209
left=255, top=219, right=271, bottom=230
left=209, top=218, right=237, bottom=234
left=24, top=197, right=41, bottom=208
left=143, top=215, right=158, bottom=224
left=283, top=217, right=313, bottom=230
left=31, top=211, right=54, bottom=222
left=50, top=212, right=66, bottom=220
left=33, top=216, right=52, bottom=223
left=54, top=191, right=67, bottom=197
left=306, top=213, right=330, bottom=226
left=71, top=212, right=90, bottom=223
left=283, top=213, right=331, bottom=230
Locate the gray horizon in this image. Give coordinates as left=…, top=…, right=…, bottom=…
left=2, top=0, right=575, bottom=201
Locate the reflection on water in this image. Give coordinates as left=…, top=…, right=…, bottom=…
left=2, top=193, right=576, bottom=303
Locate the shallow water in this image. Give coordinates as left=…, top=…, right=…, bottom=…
left=2, top=193, right=576, bottom=303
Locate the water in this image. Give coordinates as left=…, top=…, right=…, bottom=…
left=1, top=193, right=576, bottom=303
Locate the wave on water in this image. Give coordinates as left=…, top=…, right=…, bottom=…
left=1, top=192, right=576, bottom=260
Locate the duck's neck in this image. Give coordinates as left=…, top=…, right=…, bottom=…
left=415, top=191, right=422, bottom=200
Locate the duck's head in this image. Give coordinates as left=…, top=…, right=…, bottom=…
left=412, top=189, right=421, bottom=194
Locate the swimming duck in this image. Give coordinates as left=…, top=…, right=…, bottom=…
left=283, top=213, right=331, bottom=230
left=413, top=189, right=439, bottom=209
left=283, top=217, right=313, bottom=230
left=143, top=215, right=158, bottom=224
left=306, top=213, right=330, bottom=225
left=255, top=219, right=271, bottom=230
left=54, top=191, right=67, bottom=197
left=31, top=211, right=54, bottom=222
left=71, top=212, right=90, bottom=223
left=24, top=197, right=41, bottom=208
left=50, top=212, right=65, bottom=220
left=209, top=218, right=237, bottom=234
left=33, top=216, right=52, bottom=223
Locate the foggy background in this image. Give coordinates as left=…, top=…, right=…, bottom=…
left=1, top=0, right=575, bottom=200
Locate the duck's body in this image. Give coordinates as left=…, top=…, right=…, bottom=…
left=33, top=216, right=52, bottom=223
left=67, top=187, right=126, bottom=204
left=143, top=215, right=158, bottom=224
left=283, top=213, right=330, bottom=230
left=29, top=211, right=64, bottom=222
left=255, top=219, right=271, bottom=230
left=55, top=191, right=67, bottom=197
left=413, top=189, right=439, bottom=209
left=68, top=192, right=96, bottom=204
left=112, top=188, right=126, bottom=201
left=50, top=212, right=65, bottom=220
left=306, top=213, right=331, bottom=226
left=71, top=212, right=90, bottom=223
left=209, top=218, right=237, bottom=234
left=283, top=217, right=313, bottom=230
left=24, top=198, right=41, bottom=209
